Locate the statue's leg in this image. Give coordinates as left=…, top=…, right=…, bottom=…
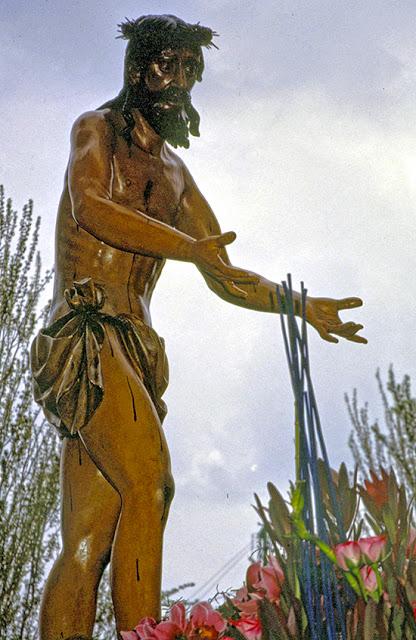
left=39, top=436, right=121, bottom=640
left=78, top=323, right=174, bottom=632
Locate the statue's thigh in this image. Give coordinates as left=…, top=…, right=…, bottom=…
left=79, top=324, right=172, bottom=499
left=60, top=436, right=121, bottom=559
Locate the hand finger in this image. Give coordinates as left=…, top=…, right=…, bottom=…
left=221, top=280, right=248, bottom=299
left=346, top=333, right=368, bottom=344
left=326, top=322, right=367, bottom=344
left=215, top=259, right=260, bottom=284
left=329, top=322, right=364, bottom=337
left=336, top=297, right=363, bottom=310
left=315, top=323, right=339, bottom=343
left=216, top=231, right=237, bottom=246
left=320, top=331, right=339, bottom=344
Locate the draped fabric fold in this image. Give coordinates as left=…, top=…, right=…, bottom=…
left=30, top=278, right=168, bottom=438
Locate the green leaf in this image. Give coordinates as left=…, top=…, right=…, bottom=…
left=290, top=481, right=305, bottom=515
left=386, top=575, right=396, bottom=609
left=387, top=473, right=399, bottom=520
left=354, top=518, right=365, bottom=540
left=364, top=600, right=377, bottom=640
left=392, top=607, right=404, bottom=637
left=338, top=462, right=350, bottom=494
left=258, top=598, right=291, bottom=640
left=268, top=482, right=291, bottom=537
left=382, top=507, right=396, bottom=542
left=253, top=493, right=280, bottom=549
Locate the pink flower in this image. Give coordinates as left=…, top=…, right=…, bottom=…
left=232, top=584, right=261, bottom=616
left=121, top=617, right=158, bottom=640
left=358, top=535, right=387, bottom=564
left=246, top=562, right=262, bottom=591
left=121, top=633, right=140, bottom=640
left=233, top=598, right=259, bottom=616
left=135, top=618, right=158, bottom=640
left=255, top=556, right=284, bottom=602
left=334, top=541, right=362, bottom=571
left=244, top=557, right=284, bottom=603
left=153, top=622, right=185, bottom=640
left=189, top=601, right=226, bottom=640
left=153, top=604, right=188, bottom=640
left=233, top=615, right=262, bottom=640
left=360, top=566, right=378, bottom=593
left=169, top=604, right=187, bottom=631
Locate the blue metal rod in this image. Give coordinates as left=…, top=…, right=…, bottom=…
left=276, top=277, right=349, bottom=640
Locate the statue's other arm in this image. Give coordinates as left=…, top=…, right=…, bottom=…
left=67, top=111, right=258, bottom=286
left=178, top=165, right=367, bottom=344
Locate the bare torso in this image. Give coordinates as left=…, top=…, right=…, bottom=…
left=51, top=108, right=185, bottom=325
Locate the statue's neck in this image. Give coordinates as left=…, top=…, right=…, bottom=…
left=129, top=108, right=165, bottom=157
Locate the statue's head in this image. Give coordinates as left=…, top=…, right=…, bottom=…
left=118, top=15, right=217, bottom=149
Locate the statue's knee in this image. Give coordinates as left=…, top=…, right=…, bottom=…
left=61, top=537, right=109, bottom=575
left=121, top=473, right=174, bottom=519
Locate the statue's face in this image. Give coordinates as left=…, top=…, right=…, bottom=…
left=129, top=47, right=202, bottom=148
left=144, top=48, right=200, bottom=106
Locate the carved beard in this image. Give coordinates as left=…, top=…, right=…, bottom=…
left=133, top=81, right=201, bottom=149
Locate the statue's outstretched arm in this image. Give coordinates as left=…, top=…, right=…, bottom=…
left=178, top=165, right=367, bottom=345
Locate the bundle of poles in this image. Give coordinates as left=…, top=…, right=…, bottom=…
left=277, top=276, right=353, bottom=640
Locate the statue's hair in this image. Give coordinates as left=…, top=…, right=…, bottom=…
left=98, top=15, right=217, bottom=145
left=118, top=14, right=218, bottom=83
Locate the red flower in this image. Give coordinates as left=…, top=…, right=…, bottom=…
left=334, top=541, right=362, bottom=571
left=363, top=469, right=390, bottom=509
left=233, top=615, right=262, bottom=640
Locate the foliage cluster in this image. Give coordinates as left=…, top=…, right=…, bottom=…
left=0, top=187, right=59, bottom=639
left=348, top=367, right=416, bottom=496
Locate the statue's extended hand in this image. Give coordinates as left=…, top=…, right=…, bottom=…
left=192, top=231, right=259, bottom=292
left=306, top=296, right=367, bottom=344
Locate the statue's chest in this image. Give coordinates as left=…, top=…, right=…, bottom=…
left=111, top=146, right=183, bottom=225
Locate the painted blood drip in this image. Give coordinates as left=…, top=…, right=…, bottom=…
left=126, top=378, right=137, bottom=422
left=136, top=558, right=140, bottom=581
left=144, top=180, right=153, bottom=208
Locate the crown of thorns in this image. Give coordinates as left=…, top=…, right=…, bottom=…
left=118, top=14, right=218, bottom=52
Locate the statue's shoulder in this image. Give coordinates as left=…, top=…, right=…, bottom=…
left=70, top=109, right=115, bottom=147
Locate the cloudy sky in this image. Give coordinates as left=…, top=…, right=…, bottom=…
left=2, top=0, right=416, bottom=604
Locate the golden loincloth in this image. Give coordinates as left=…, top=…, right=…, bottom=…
left=30, top=278, right=168, bottom=438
